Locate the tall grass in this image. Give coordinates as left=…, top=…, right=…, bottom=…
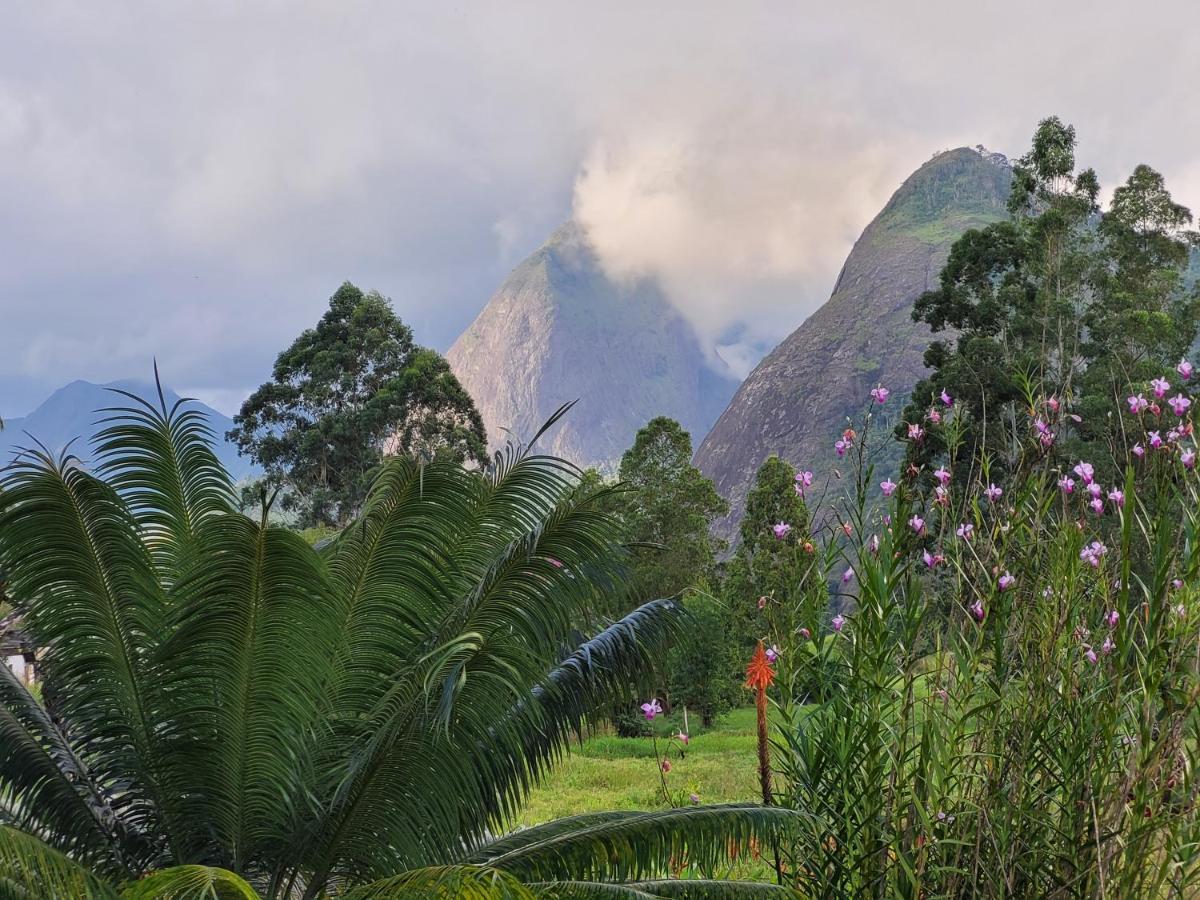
left=766, top=386, right=1200, bottom=897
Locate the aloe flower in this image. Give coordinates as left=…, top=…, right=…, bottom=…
left=998, top=572, right=1016, bottom=591
left=870, top=385, right=890, bottom=403
left=1169, top=394, right=1192, bottom=416
left=1152, top=377, right=1171, bottom=399
left=641, top=699, right=663, bottom=721
left=1179, top=359, right=1194, bottom=380
left=880, top=478, right=897, bottom=497
left=1128, top=393, right=1149, bottom=414
left=909, top=515, right=925, bottom=535
left=984, top=483, right=1003, bottom=502
left=773, top=522, right=791, bottom=539
left=831, top=614, right=846, bottom=632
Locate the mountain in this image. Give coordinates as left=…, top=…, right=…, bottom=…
left=0, top=379, right=257, bottom=481
left=447, top=221, right=740, bottom=468
left=695, top=146, right=1013, bottom=540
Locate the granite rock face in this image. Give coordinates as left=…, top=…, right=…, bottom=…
left=448, top=221, right=739, bottom=468
left=694, top=147, right=1012, bottom=541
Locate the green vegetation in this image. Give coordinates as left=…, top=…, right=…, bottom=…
left=0, top=378, right=797, bottom=898
left=229, top=282, right=488, bottom=527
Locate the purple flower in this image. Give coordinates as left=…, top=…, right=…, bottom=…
left=1086, top=481, right=1103, bottom=499
left=1058, top=476, right=1075, bottom=495
left=1104, top=609, right=1119, bottom=628
left=1073, top=461, right=1094, bottom=484
left=1169, top=394, right=1192, bottom=417
left=765, top=644, right=780, bottom=663
left=1133, top=443, right=1145, bottom=458
left=1183, top=449, right=1197, bottom=470
left=907, top=423, right=925, bottom=442
left=1152, top=377, right=1171, bottom=399
left=1085, top=648, right=1098, bottom=665
left=956, top=522, right=974, bottom=540
left=795, top=470, right=814, bottom=496
left=1089, top=498, right=1104, bottom=514
left=689, top=792, right=700, bottom=805
left=1080, top=541, right=1108, bottom=568
left=1108, top=488, right=1124, bottom=508
left=1128, top=393, right=1149, bottom=414
left=640, top=699, right=663, bottom=721
left=1101, top=636, right=1115, bottom=655
left=933, top=466, right=951, bottom=486
left=799, top=627, right=811, bottom=640
left=868, top=534, right=880, bottom=555
left=834, top=439, right=849, bottom=458
left=909, top=515, right=925, bottom=536
left=969, top=599, right=985, bottom=622
left=773, top=522, right=792, bottom=539
left=998, top=572, right=1016, bottom=592
left=880, top=478, right=897, bottom=497
left=1046, top=396, right=1060, bottom=412
left=927, top=408, right=942, bottom=424
left=1179, top=359, right=1195, bottom=380
left=870, top=385, right=890, bottom=403
left=940, top=389, right=953, bottom=407
left=831, top=614, right=846, bottom=633
left=984, top=483, right=1003, bottom=503
left=842, top=567, right=855, bottom=584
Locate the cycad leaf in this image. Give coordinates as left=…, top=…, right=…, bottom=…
left=473, top=805, right=807, bottom=884
left=340, top=865, right=535, bottom=899
left=0, top=663, right=134, bottom=875
left=0, top=825, right=118, bottom=899
left=118, top=865, right=259, bottom=900
left=0, top=449, right=170, bottom=839
left=93, top=369, right=236, bottom=580
left=159, top=515, right=338, bottom=869
left=528, top=882, right=799, bottom=898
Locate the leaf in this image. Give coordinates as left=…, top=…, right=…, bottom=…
left=0, top=825, right=118, bottom=899
left=118, top=865, right=259, bottom=899
left=340, top=865, right=535, bottom=899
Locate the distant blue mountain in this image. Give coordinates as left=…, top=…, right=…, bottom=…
left=0, top=379, right=258, bottom=481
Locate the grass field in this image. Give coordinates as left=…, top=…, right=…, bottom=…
left=516, top=706, right=762, bottom=827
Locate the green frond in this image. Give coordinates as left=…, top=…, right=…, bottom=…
left=0, top=825, right=119, bottom=899
left=93, top=368, right=236, bottom=579
left=0, top=448, right=170, bottom=841
left=472, top=805, right=808, bottom=885
left=118, top=865, right=259, bottom=900
left=525, top=883, right=659, bottom=899
left=158, top=516, right=339, bottom=869
left=527, top=881, right=799, bottom=899
left=340, top=865, right=535, bottom=899
left=0, top=662, right=137, bottom=875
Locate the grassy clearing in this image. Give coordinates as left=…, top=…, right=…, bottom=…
left=515, top=707, right=761, bottom=827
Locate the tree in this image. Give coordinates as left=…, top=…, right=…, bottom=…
left=900, top=117, right=1198, bottom=481
left=0, top=379, right=799, bottom=898
left=617, top=417, right=729, bottom=602
left=229, top=282, right=488, bottom=527
left=667, top=588, right=742, bottom=727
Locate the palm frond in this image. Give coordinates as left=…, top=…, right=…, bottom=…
left=118, top=865, right=259, bottom=900
left=0, top=662, right=137, bottom=875
left=0, top=448, right=171, bottom=842
left=527, top=881, right=798, bottom=899
left=93, top=364, right=236, bottom=579
left=340, top=865, right=535, bottom=899
left=158, top=515, right=339, bottom=870
left=471, top=805, right=807, bottom=885
left=0, top=825, right=118, bottom=899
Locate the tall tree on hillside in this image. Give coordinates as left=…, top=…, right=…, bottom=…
left=617, top=417, right=729, bottom=602
left=229, top=283, right=488, bottom=526
left=899, top=117, right=1198, bottom=480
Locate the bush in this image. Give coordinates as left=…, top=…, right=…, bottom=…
left=667, top=590, right=742, bottom=727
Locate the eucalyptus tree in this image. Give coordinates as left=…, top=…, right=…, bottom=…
left=0, top=382, right=801, bottom=898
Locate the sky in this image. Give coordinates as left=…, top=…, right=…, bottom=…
left=2, top=1, right=1199, bottom=417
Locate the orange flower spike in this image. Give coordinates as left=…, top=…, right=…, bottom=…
left=745, top=641, right=776, bottom=691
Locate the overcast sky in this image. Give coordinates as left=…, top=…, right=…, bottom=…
left=2, top=1, right=1198, bottom=417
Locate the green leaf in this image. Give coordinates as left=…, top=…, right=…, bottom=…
left=340, top=865, right=535, bottom=899
left=0, top=825, right=118, bottom=899
left=119, top=865, right=259, bottom=899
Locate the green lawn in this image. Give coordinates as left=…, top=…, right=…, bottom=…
left=516, top=707, right=761, bottom=827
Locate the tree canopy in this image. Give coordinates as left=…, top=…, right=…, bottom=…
left=229, top=282, right=488, bottom=526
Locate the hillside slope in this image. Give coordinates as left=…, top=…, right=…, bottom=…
left=695, top=147, right=1012, bottom=539
left=447, top=222, right=739, bottom=468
